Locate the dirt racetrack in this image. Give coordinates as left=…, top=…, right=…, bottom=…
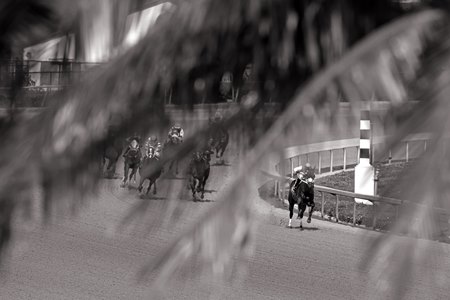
left=1, top=111, right=450, bottom=300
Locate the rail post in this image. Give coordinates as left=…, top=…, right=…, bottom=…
left=372, top=203, right=378, bottom=230
left=321, top=192, right=325, bottom=219
left=290, top=158, right=294, bottom=177
left=318, top=152, right=322, bottom=174
left=274, top=180, right=278, bottom=197
left=406, top=142, right=409, bottom=162
left=335, top=194, right=339, bottom=222
left=343, top=148, right=347, bottom=170
left=353, top=201, right=357, bottom=226
left=357, top=146, right=360, bottom=163
left=330, top=150, right=334, bottom=173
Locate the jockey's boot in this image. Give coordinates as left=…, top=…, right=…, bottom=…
left=288, top=219, right=292, bottom=228
left=307, top=216, right=312, bottom=223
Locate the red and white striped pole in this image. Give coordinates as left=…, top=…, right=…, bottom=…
left=354, top=109, right=374, bottom=205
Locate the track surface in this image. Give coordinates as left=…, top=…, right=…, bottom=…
left=1, top=110, right=450, bottom=299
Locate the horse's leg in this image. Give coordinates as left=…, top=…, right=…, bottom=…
left=147, top=180, right=152, bottom=195
left=299, top=202, right=307, bottom=229
left=138, top=176, right=145, bottom=193
left=175, top=159, right=179, bottom=175
left=190, top=177, right=196, bottom=200
left=201, top=169, right=210, bottom=199
left=100, top=157, right=105, bottom=174
left=132, top=169, right=137, bottom=183
left=288, top=201, right=294, bottom=228
left=129, top=166, right=138, bottom=184
left=122, top=164, right=128, bottom=186
left=152, top=179, right=157, bottom=195
left=128, top=167, right=134, bottom=183
left=168, top=160, right=174, bottom=173
left=307, top=202, right=315, bottom=223
left=200, top=177, right=205, bottom=199
left=196, top=177, right=202, bottom=192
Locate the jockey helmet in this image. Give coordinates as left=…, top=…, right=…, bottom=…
left=293, top=166, right=303, bottom=174
left=130, top=139, right=138, bottom=148
left=305, top=163, right=311, bottom=169
left=173, top=123, right=181, bottom=129
left=214, top=111, right=223, bottom=121
left=149, top=135, right=157, bottom=142
left=307, top=177, right=314, bottom=183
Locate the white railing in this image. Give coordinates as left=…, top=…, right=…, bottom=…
left=278, top=133, right=431, bottom=178
left=262, top=169, right=449, bottom=231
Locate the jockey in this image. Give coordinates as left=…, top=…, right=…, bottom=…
left=291, top=166, right=304, bottom=194
left=122, top=138, right=140, bottom=157
left=209, top=111, right=226, bottom=140
left=304, top=163, right=316, bottom=180
left=123, top=136, right=141, bottom=157
left=213, top=111, right=223, bottom=123
left=168, top=123, right=184, bottom=142
left=145, top=135, right=162, bottom=159
left=145, top=135, right=158, bottom=150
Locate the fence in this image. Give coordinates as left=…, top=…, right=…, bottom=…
left=267, top=133, right=450, bottom=232
left=0, top=59, right=102, bottom=88
left=278, top=133, right=431, bottom=179
left=263, top=169, right=450, bottom=232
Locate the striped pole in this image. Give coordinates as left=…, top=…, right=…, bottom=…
left=359, top=110, right=371, bottom=166
left=354, top=109, right=374, bottom=205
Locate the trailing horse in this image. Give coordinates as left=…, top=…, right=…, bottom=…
left=101, top=131, right=125, bottom=178
left=288, top=177, right=315, bottom=228
left=163, top=134, right=181, bottom=175
left=121, top=139, right=142, bottom=187
left=137, top=147, right=163, bottom=195
left=210, top=128, right=229, bottom=164
left=188, top=151, right=210, bottom=200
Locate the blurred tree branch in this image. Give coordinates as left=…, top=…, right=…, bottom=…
left=1, top=0, right=450, bottom=299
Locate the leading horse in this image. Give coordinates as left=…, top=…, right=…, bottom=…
left=288, top=177, right=315, bottom=228
left=137, top=147, right=163, bottom=195
left=121, top=139, right=142, bottom=187
left=188, top=151, right=210, bottom=200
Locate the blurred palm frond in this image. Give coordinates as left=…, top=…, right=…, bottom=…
left=1, top=0, right=450, bottom=299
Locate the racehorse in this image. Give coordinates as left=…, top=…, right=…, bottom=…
left=288, top=177, right=315, bottom=228
left=210, top=128, right=229, bottom=164
left=137, top=147, right=163, bottom=195
left=121, top=139, right=142, bottom=187
left=101, top=132, right=125, bottom=177
left=163, top=134, right=182, bottom=175
left=188, top=151, right=210, bottom=200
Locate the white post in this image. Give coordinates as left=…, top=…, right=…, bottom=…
left=330, top=150, right=334, bottom=172
left=406, top=142, right=409, bottom=162
left=290, top=158, right=294, bottom=177
left=343, top=148, right=347, bottom=170
left=355, top=109, right=374, bottom=205
left=318, top=152, right=322, bottom=174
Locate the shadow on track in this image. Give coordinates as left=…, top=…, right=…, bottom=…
left=285, top=225, right=319, bottom=231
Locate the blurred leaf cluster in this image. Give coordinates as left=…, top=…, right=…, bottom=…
left=1, top=0, right=450, bottom=298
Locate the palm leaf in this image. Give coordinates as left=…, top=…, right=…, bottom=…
left=0, top=1, right=449, bottom=298
left=141, top=9, right=450, bottom=297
